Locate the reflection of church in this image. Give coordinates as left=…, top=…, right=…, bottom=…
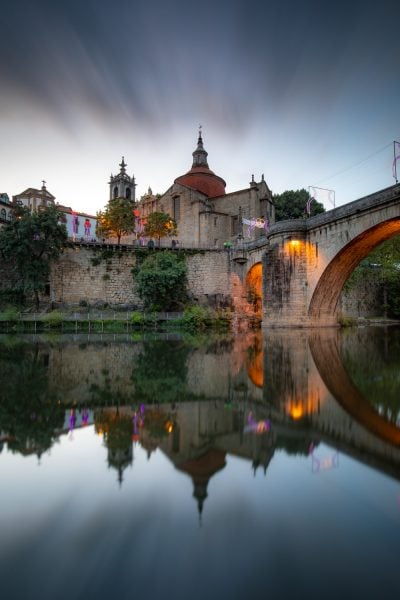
left=112, top=130, right=275, bottom=247
left=139, top=401, right=278, bottom=518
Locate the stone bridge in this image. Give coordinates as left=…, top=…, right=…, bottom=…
left=236, top=183, right=400, bottom=327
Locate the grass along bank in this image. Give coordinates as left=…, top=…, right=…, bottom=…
left=0, top=306, right=234, bottom=333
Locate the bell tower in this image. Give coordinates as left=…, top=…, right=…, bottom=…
left=109, top=157, right=136, bottom=202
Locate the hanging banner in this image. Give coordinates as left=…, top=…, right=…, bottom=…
left=242, top=217, right=269, bottom=237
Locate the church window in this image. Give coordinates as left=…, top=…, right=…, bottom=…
left=113, top=186, right=118, bottom=199
left=126, top=187, right=131, bottom=199
left=0, top=208, right=6, bottom=221
left=231, top=216, right=238, bottom=235
left=173, top=196, right=180, bottom=221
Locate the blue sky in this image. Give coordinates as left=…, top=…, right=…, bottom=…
left=1, top=0, right=399, bottom=214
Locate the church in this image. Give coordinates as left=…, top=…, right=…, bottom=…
left=110, top=130, right=275, bottom=247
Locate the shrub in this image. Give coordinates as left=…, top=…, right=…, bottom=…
left=134, top=251, right=188, bottom=310
left=131, top=311, right=144, bottom=326
left=182, top=306, right=210, bottom=329
left=338, top=315, right=357, bottom=327
left=2, top=307, right=20, bottom=323
left=42, top=310, right=64, bottom=328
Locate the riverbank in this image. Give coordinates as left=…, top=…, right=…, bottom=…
left=0, top=306, right=252, bottom=333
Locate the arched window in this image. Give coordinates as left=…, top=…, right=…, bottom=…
left=126, top=187, right=131, bottom=199
left=113, top=186, right=118, bottom=199
left=173, top=196, right=180, bottom=221
left=0, top=208, right=6, bottom=221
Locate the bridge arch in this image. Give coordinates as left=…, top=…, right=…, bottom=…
left=245, top=262, right=262, bottom=313
left=308, top=219, right=400, bottom=321
left=262, top=184, right=400, bottom=326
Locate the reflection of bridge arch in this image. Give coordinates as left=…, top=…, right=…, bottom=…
left=309, top=330, right=400, bottom=447
left=309, top=220, right=400, bottom=321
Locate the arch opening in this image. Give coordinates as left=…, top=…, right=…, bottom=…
left=246, top=262, right=262, bottom=314
left=309, top=219, right=400, bottom=321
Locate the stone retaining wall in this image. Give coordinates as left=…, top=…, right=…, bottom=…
left=49, top=246, right=234, bottom=308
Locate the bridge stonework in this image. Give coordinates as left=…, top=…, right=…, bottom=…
left=261, top=184, right=400, bottom=327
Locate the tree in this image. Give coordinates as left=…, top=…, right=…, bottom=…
left=273, top=189, right=325, bottom=221
left=346, top=236, right=400, bottom=318
left=97, top=197, right=136, bottom=244
left=143, top=211, right=177, bottom=246
left=131, top=339, right=191, bottom=405
left=0, top=204, right=67, bottom=307
left=0, top=342, right=65, bottom=456
left=134, top=251, right=188, bottom=310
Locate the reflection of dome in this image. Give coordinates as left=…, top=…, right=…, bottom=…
left=174, top=132, right=226, bottom=198
left=178, top=449, right=226, bottom=517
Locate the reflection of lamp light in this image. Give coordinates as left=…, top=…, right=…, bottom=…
left=165, top=420, right=174, bottom=433
left=290, top=405, right=304, bottom=420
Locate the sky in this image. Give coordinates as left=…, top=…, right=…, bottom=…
left=1, top=0, right=399, bottom=215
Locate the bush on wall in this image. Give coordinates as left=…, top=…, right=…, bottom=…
left=133, top=251, right=188, bottom=310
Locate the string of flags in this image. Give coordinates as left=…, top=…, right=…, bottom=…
left=242, top=217, right=269, bottom=237
left=307, top=186, right=335, bottom=215
left=305, top=140, right=399, bottom=215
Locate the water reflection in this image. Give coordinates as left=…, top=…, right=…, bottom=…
left=1, top=328, right=400, bottom=484
left=1, top=329, right=400, bottom=599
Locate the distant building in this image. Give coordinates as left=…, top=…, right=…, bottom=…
left=0, top=193, right=12, bottom=226
left=130, top=130, right=275, bottom=247
left=12, top=182, right=99, bottom=241
left=56, top=204, right=98, bottom=242
left=13, top=181, right=56, bottom=210
left=109, top=157, right=136, bottom=202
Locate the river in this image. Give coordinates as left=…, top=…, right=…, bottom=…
left=0, top=326, right=399, bottom=599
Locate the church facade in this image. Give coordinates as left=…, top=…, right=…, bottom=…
left=112, top=131, right=275, bottom=247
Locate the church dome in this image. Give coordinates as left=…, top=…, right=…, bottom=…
left=174, top=131, right=226, bottom=198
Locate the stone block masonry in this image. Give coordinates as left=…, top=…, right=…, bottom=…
left=49, top=245, right=234, bottom=308
left=51, top=246, right=141, bottom=307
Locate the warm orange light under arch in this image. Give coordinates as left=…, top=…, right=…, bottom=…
left=246, top=262, right=263, bottom=313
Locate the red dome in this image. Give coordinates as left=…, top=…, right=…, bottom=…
left=174, top=132, right=226, bottom=198
left=175, top=166, right=226, bottom=198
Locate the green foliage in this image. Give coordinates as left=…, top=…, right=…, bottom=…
left=273, top=189, right=325, bottom=221
left=181, top=305, right=211, bottom=329
left=0, top=205, right=67, bottom=307
left=134, top=251, right=188, bottom=310
left=97, top=197, right=136, bottom=243
left=342, top=327, right=400, bottom=424
left=1, top=307, right=20, bottom=322
left=338, top=315, right=357, bottom=327
left=143, top=211, right=177, bottom=246
left=0, top=341, right=65, bottom=455
left=131, top=340, right=192, bottom=404
left=345, top=236, right=400, bottom=318
left=131, top=311, right=144, bottom=325
left=42, top=310, right=64, bottom=328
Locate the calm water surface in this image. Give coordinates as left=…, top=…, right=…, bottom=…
left=1, top=327, right=400, bottom=599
